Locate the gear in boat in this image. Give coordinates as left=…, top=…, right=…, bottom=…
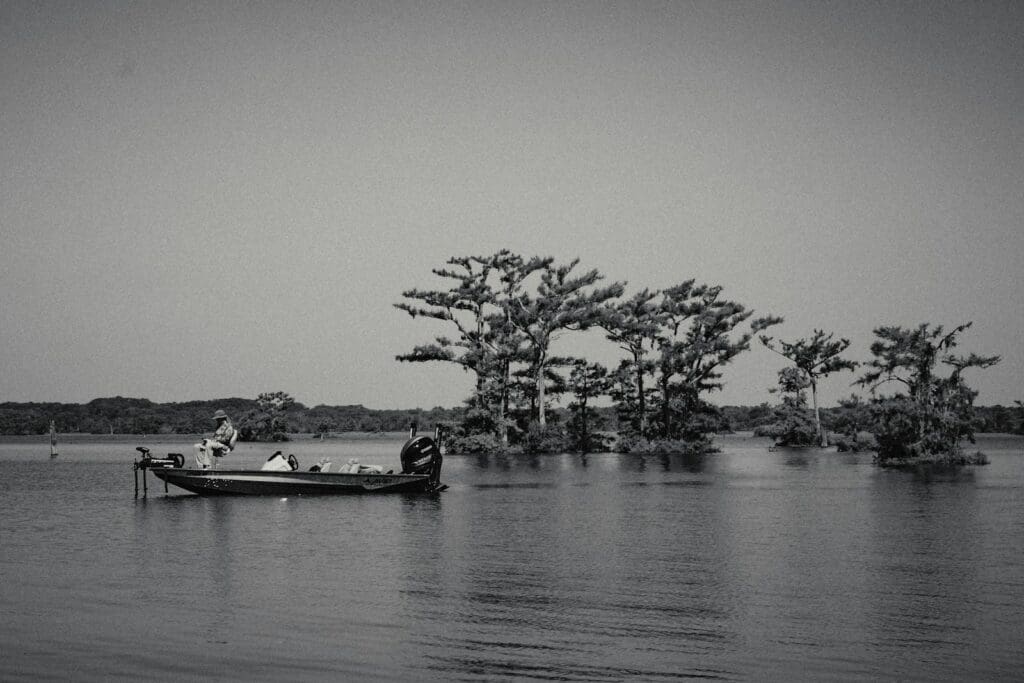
left=133, top=426, right=446, bottom=497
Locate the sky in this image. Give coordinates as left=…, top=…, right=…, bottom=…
left=2, top=0, right=1022, bottom=410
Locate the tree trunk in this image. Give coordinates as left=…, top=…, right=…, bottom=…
left=635, top=351, right=647, bottom=436
left=499, top=360, right=509, bottom=446
left=537, top=365, right=547, bottom=427
left=660, top=377, right=671, bottom=438
left=811, top=377, right=826, bottom=447
left=916, top=370, right=931, bottom=445
left=580, top=395, right=589, bottom=453
left=497, top=398, right=508, bottom=446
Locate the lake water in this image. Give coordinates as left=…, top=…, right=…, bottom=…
left=2, top=433, right=1022, bottom=681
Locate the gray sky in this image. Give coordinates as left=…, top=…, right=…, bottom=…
left=2, top=1, right=1022, bottom=410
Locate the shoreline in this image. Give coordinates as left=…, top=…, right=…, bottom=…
left=0, top=431, right=413, bottom=443
left=4, top=431, right=1022, bottom=443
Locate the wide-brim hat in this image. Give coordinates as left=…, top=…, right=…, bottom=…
left=211, top=409, right=229, bottom=421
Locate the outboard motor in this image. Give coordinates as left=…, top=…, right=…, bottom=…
left=400, top=434, right=443, bottom=486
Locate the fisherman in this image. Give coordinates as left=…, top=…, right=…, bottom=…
left=194, top=409, right=237, bottom=469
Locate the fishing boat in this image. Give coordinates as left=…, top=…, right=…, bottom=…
left=133, top=431, right=445, bottom=497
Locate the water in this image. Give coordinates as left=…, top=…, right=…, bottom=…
left=2, top=434, right=1022, bottom=681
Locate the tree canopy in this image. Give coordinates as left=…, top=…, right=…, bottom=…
left=398, top=252, right=780, bottom=453
left=759, top=329, right=858, bottom=446
left=856, top=322, right=1000, bottom=466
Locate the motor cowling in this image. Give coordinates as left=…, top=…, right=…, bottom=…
left=400, top=435, right=441, bottom=478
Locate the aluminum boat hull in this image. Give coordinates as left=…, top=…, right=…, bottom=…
left=151, top=468, right=436, bottom=496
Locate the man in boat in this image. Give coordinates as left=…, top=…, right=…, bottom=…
left=194, top=409, right=238, bottom=469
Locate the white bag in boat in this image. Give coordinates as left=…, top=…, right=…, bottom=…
left=261, top=453, right=292, bottom=471
left=357, top=464, right=383, bottom=474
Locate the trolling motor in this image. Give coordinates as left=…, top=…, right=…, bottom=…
left=400, top=424, right=446, bottom=491
left=135, top=446, right=184, bottom=469
left=133, top=446, right=184, bottom=497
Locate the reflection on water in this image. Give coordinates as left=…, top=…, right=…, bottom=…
left=1, top=434, right=1022, bottom=680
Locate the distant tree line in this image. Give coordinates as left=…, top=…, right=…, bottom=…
left=0, top=395, right=462, bottom=438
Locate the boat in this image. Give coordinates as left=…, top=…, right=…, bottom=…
left=133, top=431, right=446, bottom=497
left=151, top=467, right=441, bottom=496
